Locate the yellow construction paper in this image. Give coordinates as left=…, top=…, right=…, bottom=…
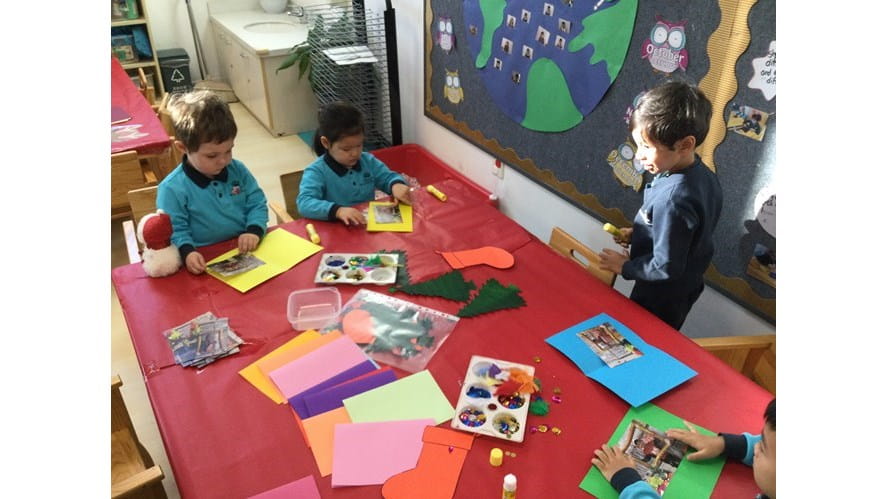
left=238, top=330, right=341, bottom=404
left=206, top=228, right=323, bottom=292
left=366, top=202, right=413, bottom=233
left=302, top=406, right=352, bottom=476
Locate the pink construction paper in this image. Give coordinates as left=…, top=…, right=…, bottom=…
left=246, top=474, right=320, bottom=499
left=331, top=419, right=434, bottom=487
left=268, top=335, right=372, bottom=399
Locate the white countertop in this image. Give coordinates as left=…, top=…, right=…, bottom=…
left=210, top=9, right=309, bottom=57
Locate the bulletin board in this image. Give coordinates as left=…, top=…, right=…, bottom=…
left=424, top=0, right=776, bottom=323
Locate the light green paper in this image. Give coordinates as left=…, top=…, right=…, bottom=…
left=342, top=369, right=455, bottom=425
left=570, top=0, right=638, bottom=82
left=474, top=0, right=506, bottom=68
left=206, top=228, right=323, bottom=293
left=522, top=58, right=583, bottom=131
left=579, top=404, right=725, bottom=499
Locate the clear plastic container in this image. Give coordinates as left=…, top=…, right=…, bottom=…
left=287, top=288, right=341, bottom=331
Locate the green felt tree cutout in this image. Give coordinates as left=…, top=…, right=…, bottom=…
left=457, top=279, right=526, bottom=318
left=392, top=270, right=476, bottom=302
left=378, top=249, right=410, bottom=287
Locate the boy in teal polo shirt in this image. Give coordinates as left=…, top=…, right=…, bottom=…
left=157, top=90, right=268, bottom=275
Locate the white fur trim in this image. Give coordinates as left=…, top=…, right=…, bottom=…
left=142, top=246, right=182, bottom=277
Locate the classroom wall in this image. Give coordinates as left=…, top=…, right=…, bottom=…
left=147, top=0, right=776, bottom=338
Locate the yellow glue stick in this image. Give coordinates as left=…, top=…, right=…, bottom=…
left=426, top=184, right=447, bottom=201
left=602, top=223, right=621, bottom=237
left=306, top=223, right=321, bottom=244
left=489, top=448, right=503, bottom=467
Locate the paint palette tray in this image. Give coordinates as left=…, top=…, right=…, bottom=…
left=314, top=253, right=401, bottom=285
left=450, top=355, right=535, bottom=442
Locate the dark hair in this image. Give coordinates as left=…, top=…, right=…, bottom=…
left=764, top=398, right=775, bottom=429
left=629, top=80, right=712, bottom=149
left=313, top=101, right=365, bottom=155
left=168, top=90, right=237, bottom=153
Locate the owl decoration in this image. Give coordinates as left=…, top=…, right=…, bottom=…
left=444, top=69, right=464, bottom=104
left=437, top=16, right=455, bottom=53
left=641, top=16, right=688, bottom=73
left=607, top=141, right=644, bottom=191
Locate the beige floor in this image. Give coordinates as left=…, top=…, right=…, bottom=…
left=110, top=102, right=317, bottom=498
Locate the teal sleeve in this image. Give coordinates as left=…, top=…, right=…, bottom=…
left=297, top=166, right=337, bottom=220
left=742, top=433, right=761, bottom=466
left=620, top=481, right=661, bottom=499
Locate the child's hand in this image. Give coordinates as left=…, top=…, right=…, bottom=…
left=392, top=183, right=413, bottom=205
left=591, top=445, right=635, bottom=481
left=238, top=233, right=260, bottom=253
left=336, top=206, right=367, bottom=225
left=598, top=248, right=629, bottom=274
left=185, top=251, right=207, bottom=275
left=666, top=420, right=725, bottom=461
left=615, top=227, right=633, bottom=248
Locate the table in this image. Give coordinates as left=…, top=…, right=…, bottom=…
left=111, top=149, right=771, bottom=499
left=111, top=56, right=169, bottom=157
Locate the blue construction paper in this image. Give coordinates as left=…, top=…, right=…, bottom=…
left=303, top=369, right=399, bottom=417
left=545, top=313, right=696, bottom=406
left=287, top=361, right=378, bottom=418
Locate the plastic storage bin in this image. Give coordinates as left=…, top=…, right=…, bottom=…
left=157, top=48, right=193, bottom=94
left=287, top=288, right=341, bottom=331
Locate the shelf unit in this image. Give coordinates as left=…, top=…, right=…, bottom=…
left=111, top=0, right=165, bottom=96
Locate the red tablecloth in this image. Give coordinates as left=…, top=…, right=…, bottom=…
left=111, top=56, right=169, bottom=155
left=112, top=167, right=770, bottom=499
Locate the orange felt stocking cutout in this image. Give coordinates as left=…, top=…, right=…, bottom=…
left=437, top=246, right=515, bottom=269
left=382, top=426, right=475, bottom=499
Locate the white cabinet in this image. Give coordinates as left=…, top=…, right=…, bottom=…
left=212, top=21, right=317, bottom=137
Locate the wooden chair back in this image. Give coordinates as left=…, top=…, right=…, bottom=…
left=122, top=186, right=159, bottom=264
left=137, top=67, right=156, bottom=106
left=112, top=150, right=155, bottom=220
left=111, top=374, right=167, bottom=498
left=269, top=170, right=304, bottom=225
left=548, top=226, right=616, bottom=287
left=694, top=334, right=776, bottom=395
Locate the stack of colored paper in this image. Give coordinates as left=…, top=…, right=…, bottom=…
left=163, top=312, right=243, bottom=368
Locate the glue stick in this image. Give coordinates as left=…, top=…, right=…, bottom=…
left=502, top=473, right=517, bottom=499
left=306, top=223, right=321, bottom=244
left=489, top=448, right=503, bottom=467
left=602, top=223, right=621, bottom=237
left=426, top=184, right=447, bottom=201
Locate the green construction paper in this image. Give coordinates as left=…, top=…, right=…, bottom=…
left=457, top=279, right=526, bottom=318
left=393, top=270, right=477, bottom=302
left=569, top=0, right=638, bottom=82
left=579, top=404, right=725, bottom=499
left=342, top=369, right=455, bottom=425
left=473, top=0, right=507, bottom=68
left=523, top=59, right=583, bottom=131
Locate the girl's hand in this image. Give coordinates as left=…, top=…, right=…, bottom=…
left=591, top=445, right=635, bottom=482
left=336, top=206, right=367, bottom=225
left=392, top=183, right=413, bottom=205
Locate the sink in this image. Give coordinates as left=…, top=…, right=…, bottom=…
left=243, top=21, right=299, bottom=34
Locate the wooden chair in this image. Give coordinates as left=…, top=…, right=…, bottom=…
left=113, top=151, right=157, bottom=220
left=269, top=170, right=304, bottom=225
left=694, top=334, right=776, bottom=395
left=112, top=374, right=167, bottom=498
left=137, top=67, right=156, bottom=107
left=123, top=186, right=159, bottom=264
left=548, top=226, right=616, bottom=287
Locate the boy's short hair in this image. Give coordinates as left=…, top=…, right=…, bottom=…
left=168, top=90, right=238, bottom=152
left=313, top=101, right=365, bottom=156
left=764, top=398, right=775, bottom=429
left=630, top=80, right=712, bottom=149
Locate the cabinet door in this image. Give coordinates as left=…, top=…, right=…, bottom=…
left=240, top=50, right=270, bottom=127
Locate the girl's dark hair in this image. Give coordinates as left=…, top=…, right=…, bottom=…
left=313, top=101, right=365, bottom=155
left=629, top=80, right=712, bottom=149
left=764, top=398, right=775, bottom=429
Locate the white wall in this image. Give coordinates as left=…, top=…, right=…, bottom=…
left=147, top=0, right=776, bottom=338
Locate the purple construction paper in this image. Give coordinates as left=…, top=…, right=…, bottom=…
left=288, top=360, right=377, bottom=418
left=303, top=368, right=399, bottom=417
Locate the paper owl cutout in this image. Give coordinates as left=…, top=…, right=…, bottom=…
left=607, top=141, right=644, bottom=191
left=437, top=16, right=455, bottom=53
left=641, top=16, right=688, bottom=73
left=444, top=69, right=464, bottom=104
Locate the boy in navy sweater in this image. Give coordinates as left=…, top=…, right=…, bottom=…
left=598, top=81, right=723, bottom=330
left=157, top=90, right=268, bottom=275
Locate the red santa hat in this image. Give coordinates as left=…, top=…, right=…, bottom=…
left=139, top=211, right=173, bottom=250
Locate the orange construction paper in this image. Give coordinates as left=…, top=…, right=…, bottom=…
left=381, top=426, right=475, bottom=499
left=301, top=407, right=352, bottom=477
left=238, top=330, right=341, bottom=404
left=290, top=406, right=309, bottom=447
left=437, top=246, right=514, bottom=269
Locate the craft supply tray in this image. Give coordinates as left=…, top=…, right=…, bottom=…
left=314, top=253, right=401, bottom=285
left=451, top=355, right=535, bottom=442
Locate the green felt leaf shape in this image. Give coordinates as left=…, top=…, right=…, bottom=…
left=392, top=270, right=476, bottom=302
left=378, top=249, right=410, bottom=287
left=457, top=278, right=526, bottom=318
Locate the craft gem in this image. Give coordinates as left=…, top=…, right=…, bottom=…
left=551, top=395, right=562, bottom=403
